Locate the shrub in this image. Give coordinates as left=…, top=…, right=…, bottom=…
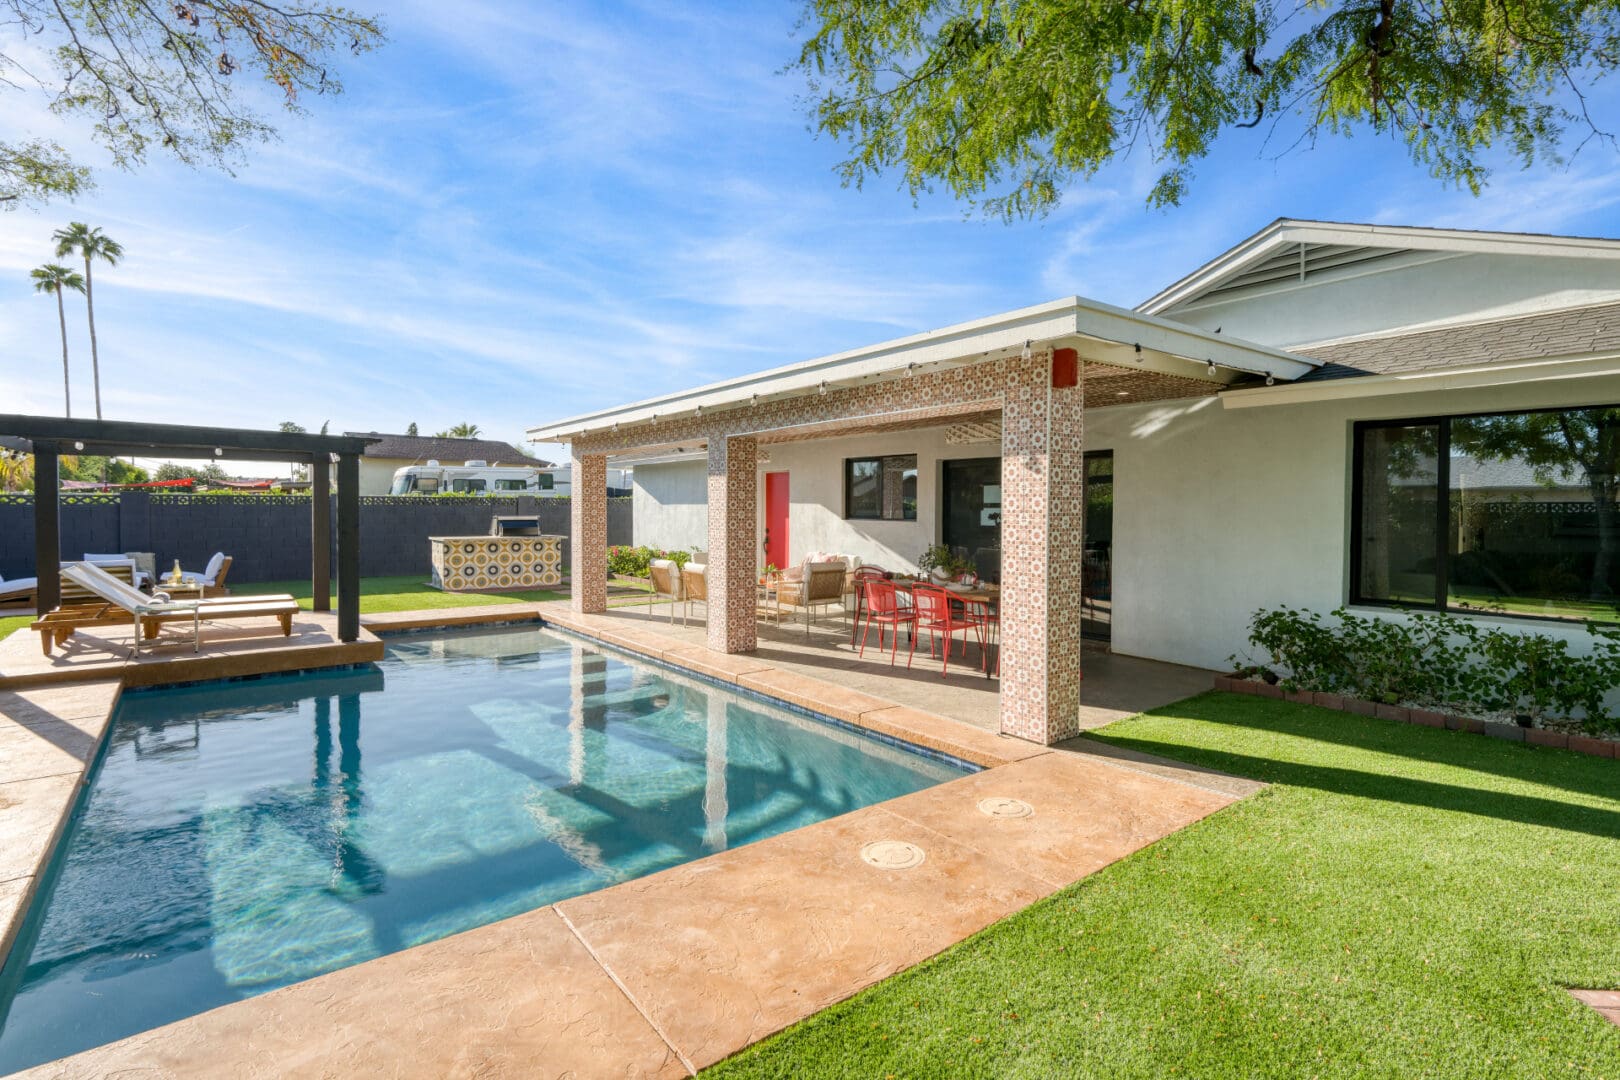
left=607, top=545, right=692, bottom=577
left=1232, top=606, right=1620, bottom=734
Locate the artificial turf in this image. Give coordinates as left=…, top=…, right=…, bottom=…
left=707, top=693, right=1620, bottom=1079
left=230, top=574, right=567, bottom=610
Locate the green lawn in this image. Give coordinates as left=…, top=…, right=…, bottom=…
left=231, top=574, right=567, bottom=612
left=710, top=694, right=1620, bottom=1078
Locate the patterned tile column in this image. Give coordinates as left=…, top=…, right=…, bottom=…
left=997, top=351, right=1085, bottom=745
left=707, top=435, right=759, bottom=654
left=571, top=450, right=608, bottom=614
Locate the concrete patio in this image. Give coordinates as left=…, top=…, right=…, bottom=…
left=550, top=599, right=1217, bottom=734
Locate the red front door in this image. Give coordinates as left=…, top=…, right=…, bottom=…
left=764, top=472, right=789, bottom=571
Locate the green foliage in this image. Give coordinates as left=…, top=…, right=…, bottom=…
left=277, top=421, right=307, bottom=434
left=152, top=461, right=231, bottom=485
left=918, top=543, right=973, bottom=575
left=1, top=0, right=386, bottom=207
left=435, top=423, right=482, bottom=438
left=405, top=422, right=418, bottom=436
left=606, top=545, right=692, bottom=577
left=1234, top=605, right=1620, bottom=732
left=29, top=263, right=83, bottom=295
left=59, top=456, right=148, bottom=485
left=792, top=1, right=1620, bottom=216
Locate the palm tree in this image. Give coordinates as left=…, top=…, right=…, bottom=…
left=53, top=223, right=123, bottom=420
left=31, top=264, right=86, bottom=418
left=436, top=422, right=481, bottom=438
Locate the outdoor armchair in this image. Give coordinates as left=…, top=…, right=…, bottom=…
left=177, top=552, right=234, bottom=597
left=772, top=561, right=848, bottom=637
left=647, top=559, right=682, bottom=623
left=680, top=563, right=707, bottom=627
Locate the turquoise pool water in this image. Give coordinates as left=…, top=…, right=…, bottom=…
left=0, top=625, right=967, bottom=1071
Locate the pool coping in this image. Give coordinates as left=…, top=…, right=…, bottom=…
left=2, top=605, right=1261, bottom=1078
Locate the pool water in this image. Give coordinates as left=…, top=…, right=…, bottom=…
left=0, top=625, right=967, bottom=1070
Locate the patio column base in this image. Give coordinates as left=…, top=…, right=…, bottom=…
left=997, top=350, right=1084, bottom=745
left=707, top=435, right=758, bottom=654
left=571, top=451, right=608, bottom=614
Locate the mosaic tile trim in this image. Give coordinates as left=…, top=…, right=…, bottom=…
left=571, top=451, right=608, bottom=614
left=707, top=435, right=759, bottom=654
left=429, top=535, right=562, bottom=591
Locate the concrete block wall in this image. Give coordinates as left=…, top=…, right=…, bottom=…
left=0, top=492, right=631, bottom=584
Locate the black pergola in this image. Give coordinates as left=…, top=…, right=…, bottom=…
left=0, top=415, right=378, bottom=642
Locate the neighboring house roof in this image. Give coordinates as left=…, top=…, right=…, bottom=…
left=1138, top=219, right=1620, bottom=316
left=1294, top=301, right=1620, bottom=382
left=344, top=432, right=551, bottom=467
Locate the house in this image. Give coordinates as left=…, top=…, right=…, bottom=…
left=345, top=432, right=552, bottom=496
left=528, top=219, right=1620, bottom=745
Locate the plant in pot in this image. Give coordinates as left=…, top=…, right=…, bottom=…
left=918, top=544, right=957, bottom=584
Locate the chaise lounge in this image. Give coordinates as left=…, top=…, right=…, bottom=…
left=31, top=562, right=300, bottom=656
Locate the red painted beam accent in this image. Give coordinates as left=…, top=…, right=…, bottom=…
left=1051, top=347, right=1079, bottom=388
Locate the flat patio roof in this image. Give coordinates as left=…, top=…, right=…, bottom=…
left=528, top=296, right=1318, bottom=443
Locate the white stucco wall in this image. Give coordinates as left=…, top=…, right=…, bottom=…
left=632, top=461, right=710, bottom=552
left=1163, top=251, right=1620, bottom=347
left=1086, top=373, right=1620, bottom=671
left=632, top=428, right=1000, bottom=570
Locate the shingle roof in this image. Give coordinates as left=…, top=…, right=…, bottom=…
left=1295, top=301, right=1620, bottom=381
left=345, top=432, right=550, bottom=467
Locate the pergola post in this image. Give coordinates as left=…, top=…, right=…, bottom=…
left=997, top=350, right=1085, bottom=745
left=32, top=447, right=60, bottom=616
left=336, top=453, right=360, bottom=642
left=310, top=456, right=331, bottom=612
left=571, top=450, right=607, bottom=614
left=706, top=435, right=758, bottom=654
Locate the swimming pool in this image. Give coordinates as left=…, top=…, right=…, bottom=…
left=0, top=625, right=968, bottom=1071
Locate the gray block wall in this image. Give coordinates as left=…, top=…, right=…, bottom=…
left=0, top=493, right=631, bottom=584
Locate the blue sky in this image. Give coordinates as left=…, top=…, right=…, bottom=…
left=4, top=1, right=1620, bottom=467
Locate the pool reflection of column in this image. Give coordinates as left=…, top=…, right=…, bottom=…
left=568, top=644, right=586, bottom=786
left=703, top=691, right=729, bottom=852
left=312, top=695, right=332, bottom=789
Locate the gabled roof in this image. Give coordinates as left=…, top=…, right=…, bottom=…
left=344, top=432, right=550, bottom=467
left=1295, top=300, right=1620, bottom=381
left=1139, top=219, right=1620, bottom=316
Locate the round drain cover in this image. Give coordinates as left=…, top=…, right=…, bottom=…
left=977, top=796, right=1034, bottom=819
left=860, top=840, right=925, bottom=870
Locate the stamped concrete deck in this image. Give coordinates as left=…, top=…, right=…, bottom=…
left=520, top=600, right=1217, bottom=735
left=5, top=604, right=1258, bottom=1078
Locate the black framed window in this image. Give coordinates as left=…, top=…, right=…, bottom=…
left=845, top=454, right=917, bottom=520
left=1352, top=406, right=1620, bottom=623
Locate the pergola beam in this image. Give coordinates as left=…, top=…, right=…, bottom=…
left=2, top=414, right=377, bottom=642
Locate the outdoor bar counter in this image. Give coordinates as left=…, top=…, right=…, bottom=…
left=429, top=534, right=564, bottom=591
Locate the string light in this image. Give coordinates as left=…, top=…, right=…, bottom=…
left=1134, top=343, right=1144, bottom=363
left=818, top=380, right=827, bottom=395
left=1021, top=340, right=1031, bottom=361
left=1265, top=373, right=1276, bottom=386
left=1207, top=361, right=1217, bottom=377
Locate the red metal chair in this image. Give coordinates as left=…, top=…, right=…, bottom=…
left=857, top=578, right=915, bottom=665
left=849, top=566, right=889, bottom=644
left=910, top=584, right=986, bottom=677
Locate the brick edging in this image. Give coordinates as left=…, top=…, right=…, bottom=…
left=1211, top=676, right=1617, bottom=759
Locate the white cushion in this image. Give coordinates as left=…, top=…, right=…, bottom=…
left=0, top=576, right=37, bottom=597
left=683, top=563, right=706, bottom=575
left=203, top=552, right=226, bottom=581
left=83, top=553, right=128, bottom=563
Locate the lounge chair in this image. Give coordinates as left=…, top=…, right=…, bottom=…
left=0, top=572, right=36, bottom=609
left=31, top=562, right=298, bottom=656
left=84, top=553, right=151, bottom=590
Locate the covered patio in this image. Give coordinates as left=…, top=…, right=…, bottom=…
left=532, top=297, right=1315, bottom=745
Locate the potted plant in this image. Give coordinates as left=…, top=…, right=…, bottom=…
left=918, top=544, right=960, bottom=584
